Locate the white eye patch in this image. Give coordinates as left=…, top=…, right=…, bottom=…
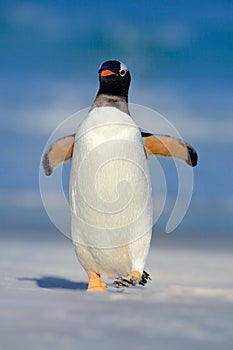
left=119, top=62, right=128, bottom=76
left=120, top=62, right=128, bottom=72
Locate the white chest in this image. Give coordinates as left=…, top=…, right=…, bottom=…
left=70, top=107, right=152, bottom=249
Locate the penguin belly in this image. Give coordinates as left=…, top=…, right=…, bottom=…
left=70, top=107, right=152, bottom=278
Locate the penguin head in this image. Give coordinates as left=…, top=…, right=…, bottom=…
left=98, top=60, right=131, bottom=98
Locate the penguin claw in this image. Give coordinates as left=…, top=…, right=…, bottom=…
left=113, top=276, right=137, bottom=288
left=113, top=270, right=151, bottom=288
left=139, top=270, right=151, bottom=286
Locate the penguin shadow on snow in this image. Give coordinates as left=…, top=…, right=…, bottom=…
left=18, top=276, right=147, bottom=293
left=18, top=276, right=88, bottom=291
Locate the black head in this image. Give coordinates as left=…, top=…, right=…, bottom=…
left=98, top=60, right=131, bottom=99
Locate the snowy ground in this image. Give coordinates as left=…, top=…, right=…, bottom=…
left=1, top=233, right=233, bottom=350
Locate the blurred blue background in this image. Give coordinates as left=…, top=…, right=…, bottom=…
left=0, top=0, right=232, bottom=247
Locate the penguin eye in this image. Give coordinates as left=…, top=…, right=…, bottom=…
left=119, top=69, right=126, bottom=77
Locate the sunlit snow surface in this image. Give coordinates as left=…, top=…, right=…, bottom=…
left=1, top=235, right=233, bottom=350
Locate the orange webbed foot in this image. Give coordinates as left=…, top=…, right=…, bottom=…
left=87, top=273, right=106, bottom=292
left=113, top=270, right=151, bottom=288
left=113, top=270, right=141, bottom=288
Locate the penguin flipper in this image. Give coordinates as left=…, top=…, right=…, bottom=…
left=142, top=133, right=198, bottom=167
left=42, top=134, right=75, bottom=176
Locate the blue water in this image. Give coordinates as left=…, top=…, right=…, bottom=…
left=0, top=0, right=232, bottom=236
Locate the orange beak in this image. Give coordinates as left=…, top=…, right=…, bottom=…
left=100, top=69, right=118, bottom=77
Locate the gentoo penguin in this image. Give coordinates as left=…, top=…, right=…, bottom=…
left=43, top=60, right=198, bottom=292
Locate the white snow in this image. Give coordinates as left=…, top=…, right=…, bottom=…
left=0, top=234, right=233, bottom=350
